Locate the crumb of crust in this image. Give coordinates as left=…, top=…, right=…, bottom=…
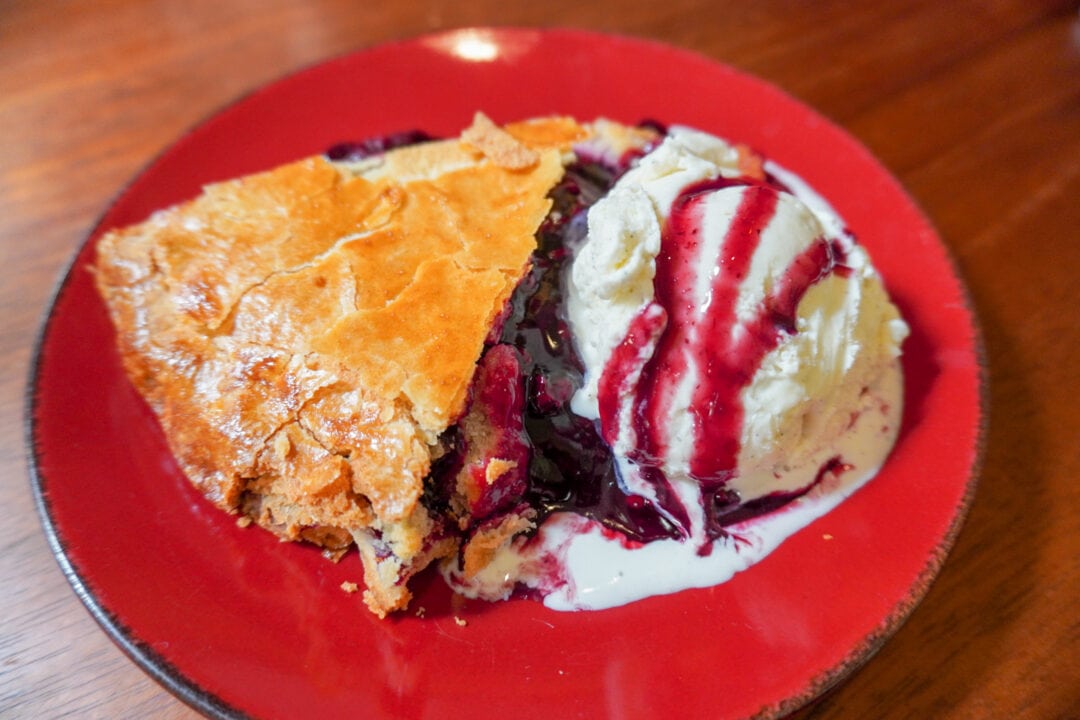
left=454, top=616, right=468, bottom=627
left=340, top=581, right=359, bottom=593
left=415, top=606, right=426, bottom=618
left=460, top=112, right=539, bottom=170
left=484, top=458, right=517, bottom=485
left=735, top=143, right=766, bottom=180
left=462, top=511, right=535, bottom=579
left=235, top=516, right=252, bottom=528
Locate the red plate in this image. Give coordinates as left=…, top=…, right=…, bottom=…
left=28, top=28, right=984, bottom=720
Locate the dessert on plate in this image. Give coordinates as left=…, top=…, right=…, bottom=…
left=94, top=113, right=908, bottom=616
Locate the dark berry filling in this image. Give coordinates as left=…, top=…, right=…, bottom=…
left=503, top=162, right=683, bottom=543
left=326, top=129, right=437, bottom=161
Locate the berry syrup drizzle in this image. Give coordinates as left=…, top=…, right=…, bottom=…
left=597, top=178, right=841, bottom=539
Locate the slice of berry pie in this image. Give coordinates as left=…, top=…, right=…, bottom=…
left=94, top=114, right=656, bottom=616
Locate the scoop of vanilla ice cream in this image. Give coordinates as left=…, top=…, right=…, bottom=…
left=567, top=127, right=908, bottom=502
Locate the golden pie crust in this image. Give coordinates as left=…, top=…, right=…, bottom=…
left=94, top=114, right=587, bottom=616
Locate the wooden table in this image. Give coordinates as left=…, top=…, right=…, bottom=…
left=2, top=1, right=1077, bottom=717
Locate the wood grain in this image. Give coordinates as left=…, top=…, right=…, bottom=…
left=1, top=1, right=1077, bottom=718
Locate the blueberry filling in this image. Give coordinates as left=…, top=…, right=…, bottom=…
left=500, top=161, right=683, bottom=544
left=326, top=129, right=437, bottom=162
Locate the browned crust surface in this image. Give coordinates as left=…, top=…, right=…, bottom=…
left=94, top=115, right=583, bottom=615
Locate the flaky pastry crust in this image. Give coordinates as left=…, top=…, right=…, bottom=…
left=94, top=114, right=585, bottom=616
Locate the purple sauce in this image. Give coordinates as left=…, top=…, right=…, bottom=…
left=325, top=130, right=436, bottom=161
left=463, top=345, right=531, bottom=522
left=502, top=162, right=683, bottom=543
left=597, top=179, right=838, bottom=538
left=707, top=457, right=850, bottom=534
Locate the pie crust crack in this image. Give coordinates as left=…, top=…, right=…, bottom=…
left=94, top=113, right=588, bottom=616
